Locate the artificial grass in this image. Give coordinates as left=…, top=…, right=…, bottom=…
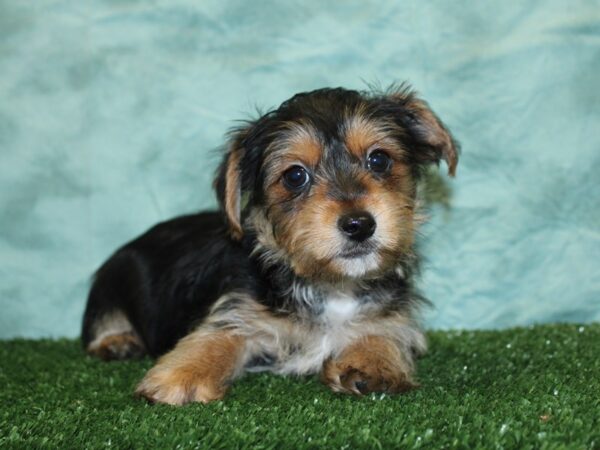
left=1, top=324, right=599, bottom=449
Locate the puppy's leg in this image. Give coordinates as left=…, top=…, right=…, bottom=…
left=322, top=335, right=417, bottom=395
left=135, top=328, right=247, bottom=405
left=83, top=253, right=148, bottom=360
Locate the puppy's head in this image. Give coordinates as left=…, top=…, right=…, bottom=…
left=215, top=85, right=459, bottom=281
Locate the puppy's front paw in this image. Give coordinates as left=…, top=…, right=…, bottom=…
left=322, top=336, right=417, bottom=395
left=323, top=362, right=416, bottom=395
left=135, top=364, right=226, bottom=405
left=135, top=329, right=244, bottom=405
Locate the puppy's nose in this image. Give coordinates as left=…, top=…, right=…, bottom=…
left=338, top=212, right=376, bottom=242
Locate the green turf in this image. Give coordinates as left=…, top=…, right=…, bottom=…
left=1, top=324, right=599, bottom=449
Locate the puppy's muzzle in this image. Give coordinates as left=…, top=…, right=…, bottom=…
left=338, top=211, right=376, bottom=242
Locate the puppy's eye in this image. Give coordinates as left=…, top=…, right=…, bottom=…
left=282, top=165, right=310, bottom=190
left=367, top=150, right=392, bottom=174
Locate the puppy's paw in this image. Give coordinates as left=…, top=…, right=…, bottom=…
left=323, top=361, right=416, bottom=395
left=321, top=336, right=418, bottom=395
left=135, top=330, right=244, bottom=406
left=87, top=332, right=146, bottom=361
left=135, top=365, right=226, bottom=405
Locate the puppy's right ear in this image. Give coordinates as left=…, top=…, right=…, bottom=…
left=214, top=128, right=248, bottom=241
left=387, top=85, right=460, bottom=177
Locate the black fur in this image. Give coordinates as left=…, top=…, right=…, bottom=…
left=82, top=213, right=263, bottom=356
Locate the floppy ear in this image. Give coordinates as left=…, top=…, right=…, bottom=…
left=214, top=129, right=247, bottom=240
left=390, top=89, right=459, bottom=177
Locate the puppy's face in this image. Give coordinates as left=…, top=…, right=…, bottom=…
left=216, top=87, right=458, bottom=281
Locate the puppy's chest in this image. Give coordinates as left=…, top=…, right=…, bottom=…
left=270, top=288, right=376, bottom=374
left=290, top=282, right=374, bottom=325
left=319, top=291, right=363, bottom=325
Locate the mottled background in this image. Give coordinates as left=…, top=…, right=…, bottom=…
left=1, top=0, right=599, bottom=338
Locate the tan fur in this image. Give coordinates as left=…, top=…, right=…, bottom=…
left=321, top=335, right=417, bottom=395
left=86, top=310, right=146, bottom=360
left=87, top=331, right=145, bottom=361
left=262, top=121, right=323, bottom=187
left=279, top=183, right=346, bottom=279
left=343, top=112, right=406, bottom=161
left=280, top=122, right=323, bottom=168
left=258, top=161, right=417, bottom=281
left=135, top=330, right=246, bottom=405
left=393, top=95, right=458, bottom=176
left=224, top=148, right=244, bottom=239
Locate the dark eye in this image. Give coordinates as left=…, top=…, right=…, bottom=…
left=367, top=150, right=392, bottom=174
left=282, top=165, right=310, bottom=190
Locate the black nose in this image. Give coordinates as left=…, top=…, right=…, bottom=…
left=338, top=212, right=376, bottom=242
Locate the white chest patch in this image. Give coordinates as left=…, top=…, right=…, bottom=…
left=322, top=292, right=360, bottom=325
left=267, top=287, right=366, bottom=375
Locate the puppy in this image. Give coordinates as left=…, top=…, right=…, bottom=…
left=81, top=85, right=459, bottom=405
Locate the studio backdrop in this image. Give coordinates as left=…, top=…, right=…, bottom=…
left=1, top=0, right=599, bottom=338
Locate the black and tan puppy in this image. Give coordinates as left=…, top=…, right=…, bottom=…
left=81, top=85, right=459, bottom=405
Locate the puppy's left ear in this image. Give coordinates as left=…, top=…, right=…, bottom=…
left=390, top=89, right=459, bottom=177
left=214, top=128, right=248, bottom=240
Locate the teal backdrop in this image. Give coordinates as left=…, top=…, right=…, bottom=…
left=1, top=0, right=599, bottom=338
